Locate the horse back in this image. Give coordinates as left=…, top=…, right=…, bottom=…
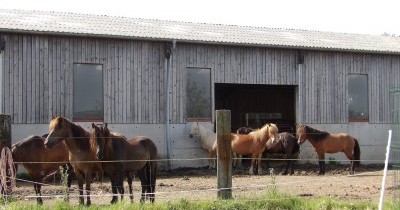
left=12, top=135, right=69, bottom=174
left=124, top=136, right=157, bottom=171
left=323, top=133, right=355, bottom=153
left=231, top=133, right=262, bottom=155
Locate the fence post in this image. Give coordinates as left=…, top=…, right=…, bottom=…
left=0, top=114, right=11, bottom=152
left=0, top=114, right=11, bottom=196
left=216, top=110, right=232, bottom=199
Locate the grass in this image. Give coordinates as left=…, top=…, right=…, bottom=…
left=1, top=190, right=398, bottom=210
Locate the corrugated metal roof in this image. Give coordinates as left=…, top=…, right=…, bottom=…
left=1, top=9, right=400, bottom=54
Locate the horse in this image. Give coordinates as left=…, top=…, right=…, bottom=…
left=265, top=132, right=300, bottom=175
left=230, top=123, right=278, bottom=175
left=43, top=116, right=102, bottom=206
left=188, top=123, right=217, bottom=168
left=11, top=134, right=73, bottom=205
left=91, top=123, right=158, bottom=203
left=296, top=125, right=361, bottom=175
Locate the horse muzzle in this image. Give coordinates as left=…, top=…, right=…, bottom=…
left=189, top=134, right=194, bottom=138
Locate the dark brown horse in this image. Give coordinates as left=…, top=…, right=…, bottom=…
left=296, top=125, right=361, bottom=175
left=44, top=116, right=102, bottom=206
left=264, top=132, right=300, bottom=175
left=11, top=134, right=72, bottom=205
left=91, top=123, right=158, bottom=203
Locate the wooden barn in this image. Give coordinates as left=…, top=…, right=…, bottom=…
left=1, top=9, right=400, bottom=169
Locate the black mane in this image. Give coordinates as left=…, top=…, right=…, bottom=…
left=305, top=126, right=330, bottom=141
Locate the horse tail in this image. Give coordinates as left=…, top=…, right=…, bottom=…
left=353, top=138, right=361, bottom=167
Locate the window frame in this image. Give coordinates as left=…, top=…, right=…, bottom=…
left=348, top=74, right=369, bottom=122
left=72, top=63, right=104, bottom=122
left=185, top=67, right=212, bottom=122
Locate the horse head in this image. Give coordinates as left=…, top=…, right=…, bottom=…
left=44, top=116, right=71, bottom=148
left=188, top=122, right=200, bottom=138
left=91, top=123, right=108, bottom=160
left=268, top=123, right=279, bottom=142
left=296, top=125, right=307, bottom=145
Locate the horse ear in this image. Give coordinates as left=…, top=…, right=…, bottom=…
left=51, top=116, right=56, bottom=120
left=104, top=123, right=108, bottom=128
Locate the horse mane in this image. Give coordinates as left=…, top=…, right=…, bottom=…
left=52, top=116, right=95, bottom=156
left=305, top=125, right=330, bottom=141
left=249, top=123, right=277, bottom=141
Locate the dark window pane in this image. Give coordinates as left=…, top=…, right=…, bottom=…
left=348, top=74, right=369, bottom=121
left=186, top=68, right=211, bottom=119
left=73, top=64, right=103, bottom=121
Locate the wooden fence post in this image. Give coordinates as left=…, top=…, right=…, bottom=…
left=216, top=110, right=232, bottom=199
left=0, top=114, right=11, bottom=196
left=0, top=114, right=11, bottom=152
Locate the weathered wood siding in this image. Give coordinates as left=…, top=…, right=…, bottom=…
left=299, top=51, right=400, bottom=124
left=2, top=33, right=166, bottom=124
left=1, top=33, right=399, bottom=125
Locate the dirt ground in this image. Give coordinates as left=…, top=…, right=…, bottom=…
left=8, top=163, right=396, bottom=205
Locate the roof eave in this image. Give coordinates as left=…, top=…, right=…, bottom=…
left=1, top=28, right=399, bottom=55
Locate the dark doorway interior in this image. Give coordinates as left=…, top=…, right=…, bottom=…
left=215, top=83, right=296, bottom=134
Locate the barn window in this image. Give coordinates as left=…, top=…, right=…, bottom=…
left=73, top=63, right=103, bottom=121
left=348, top=74, right=369, bottom=122
left=186, top=68, right=211, bottom=121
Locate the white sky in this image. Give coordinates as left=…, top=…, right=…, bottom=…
left=2, top=0, right=400, bottom=35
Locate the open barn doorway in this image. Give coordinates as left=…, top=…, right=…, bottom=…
left=214, top=84, right=296, bottom=134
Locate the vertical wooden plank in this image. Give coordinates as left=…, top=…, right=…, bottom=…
left=22, top=35, right=28, bottom=123
left=48, top=37, right=54, bottom=118
left=12, top=35, right=18, bottom=123
left=34, top=36, right=39, bottom=123
left=3, top=35, right=10, bottom=117
left=17, top=35, right=23, bottom=123
left=43, top=37, right=49, bottom=123
left=26, top=35, right=32, bottom=123
left=216, top=109, right=232, bottom=199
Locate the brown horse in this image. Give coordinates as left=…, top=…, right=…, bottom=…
left=11, top=134, right=72, bottom=205
left=265, top=132, right=300, bottom=175
left=231, top=123, right=278, bottom=175
left=296, top=125, right=361, bottom=175
left=44, top=116, right=102, bottom=206
left=91, top=123, right=158, bottom=203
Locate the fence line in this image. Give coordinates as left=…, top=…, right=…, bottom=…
left=8, top=170, right=388, bottom=202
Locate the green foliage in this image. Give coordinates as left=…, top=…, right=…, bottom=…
left=328, top=157, right=340, bottom=165
left=16, top=173, right=31, bottom=181
left=1, top=192, right=397, bottom=210
left=59, top=165, right=70, bottom=203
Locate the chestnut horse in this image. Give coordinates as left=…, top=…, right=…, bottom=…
left=296, top=125, right=361, bottom=175
left=91, top=123, right=158, bottom=203
left=231, top=123, right=278, bottom=175
left=188, top=123, right=217, bottom=168
left=11, top=134, right=72, bottom=205
left=44, top=116, right=102, bottom=206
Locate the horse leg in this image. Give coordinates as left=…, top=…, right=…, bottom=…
left=126, top=172, right=134, bottom=202
left=76, top=174, right=84, bottom=205
left=116, top=173, right=125, bottom=201
left=109, top=175, right=118, bottom=204
left=344, top=150, right=355, bottom=175
left=257, top=153, right=264, bottom=175
left=85, top=174, right=92, bottom=206
left=249, top=156, right=255, bottom=175
left=137, top=169, right=147, bottom=203
left=150, top=163, right=157, bottom=203
left=33, top=179, right=43, bottom=205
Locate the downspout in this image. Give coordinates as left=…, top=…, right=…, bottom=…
left=0, top=39, right=4, bottom=114
left=165, top=40, right=176, bottom=170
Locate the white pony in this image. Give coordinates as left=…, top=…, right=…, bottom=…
left=188, top=122, right=217, bottom=168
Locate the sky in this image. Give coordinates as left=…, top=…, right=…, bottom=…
left=2, top=0, right=400, bottom=36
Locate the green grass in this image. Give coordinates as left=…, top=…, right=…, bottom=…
left=1, top=190, right=398, bottom=210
